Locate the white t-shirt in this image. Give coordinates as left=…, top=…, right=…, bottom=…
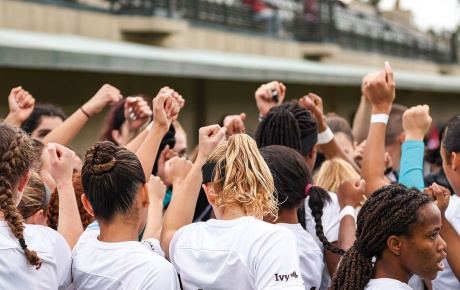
left=170, top=216, right=305, bottom=290
left=365, top=278, right=413, bottom=289
left=305, top=191, right=340, bottom=290
left=72, top=227, right=180, bottom=290
left=433, top=194, right=460, bottom=290
left=0, top=221, right=71, bottom=289
left=278, top=223, right=324, bottom=290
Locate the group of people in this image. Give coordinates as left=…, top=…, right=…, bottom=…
left=1, top=61, right=460, bottom=290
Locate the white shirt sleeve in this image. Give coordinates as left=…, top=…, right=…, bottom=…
left=53, top=231, right=72, bottom=290
left=254, top=228, right=305, bottom=290
left=321, top=192, right=340, bottom=243
left=138, top=263, right=181, bottom=290
left=299, top=249, right=323, bottom=290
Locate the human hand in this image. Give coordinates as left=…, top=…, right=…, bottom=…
left=47, top=143, right=76, bottom=187
left=197, top=125, right=227, bottom=161
left=337, top=178, right=366, bottom=210
left=255, top=81, right=286, bottom=117
left=170, top=91, right=184, bottom=123
left=164, top=156, right=193, bottom=186
left=364, top=62, right=395, bottom=114
left=299, top=93, right=327, bottom=131
left=424, top=182, right=450, bottom=217
left=147, top=175, right=167, bottom=203
left=361, top=71, right=380, bottom=101
left=352, top=140, right=366, bottom=167
left=124, top=96, right=153, bottom=131
left=83, top=84, right=123, bottom=116
left=403, top=105, right=431, bottom=141
left=6, top=86, right=35, bottom=125
left=156, top=145, right=179, bottom=187
left=151, top=87, right=181, bottom=134
left=223, top=113, right=246, bottom=135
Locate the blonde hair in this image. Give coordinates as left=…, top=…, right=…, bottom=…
left=17, top=171, right=47, bottom=219
left=315, top=157, right=361, bottom=193
left=207, top=134, right=277, bottom=219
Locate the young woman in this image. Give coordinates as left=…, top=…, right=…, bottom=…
left=330, top=184, right=447, bottom=290
left=17, top=171, right=51, bottom=226
left=260, top=145, right=324, bottom=290
left=72, top=88, right=181, bottom=289
left=161, top=130, right=304, bottom=289
left=0, top=122, right=72, bottom=289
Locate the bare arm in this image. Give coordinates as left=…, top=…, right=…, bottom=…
left=352, top=72, right=379, bottom=143
left=142, top=176, right=166, bottom=241
left=42, top=84, right=122, bottom=146
left=160, top=125, right=227, bottom=259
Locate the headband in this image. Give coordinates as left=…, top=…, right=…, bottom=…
left=353, top=240, right=375, bottom=259
left=202, top=162, right=226, bottom=184
left=300, top=129, right=318, bottom=155
left=41, top=181, right=52, bottom=210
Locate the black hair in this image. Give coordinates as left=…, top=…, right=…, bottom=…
left=21, top=104, right=66, bottom=135
left=442, top=114, right=460, bottom=164
left=330, top=185, right=432, bottom=290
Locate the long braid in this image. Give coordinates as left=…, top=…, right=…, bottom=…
left=329, top=185, right=432, bottom=290
left=0, top=123, right=41, bottom=269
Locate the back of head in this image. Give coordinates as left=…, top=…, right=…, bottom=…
left=18, top=171, right=47, bottom=220
left=442, top=114, right=460, bottom=163
left=314, top=157, right=361, bottom=193
left=207, top=134, right=277, bottom=219
left=256, top=102, right=318, bottom=155
left=385, top=104, right=407, bottom=146
left=326, top=113, right=354, bottom=144
left=21, top=104, right=66, bottom=135
left=0, top=122, right=41, bottom=268
left=330, top=185, right=431, bottom=290
left=81, top=141, right=146, bottom=222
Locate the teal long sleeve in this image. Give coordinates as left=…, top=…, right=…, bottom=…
left=398, top=140, right=425, bottom=191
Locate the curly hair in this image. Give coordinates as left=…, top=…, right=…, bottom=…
left=329, top=184, right=432, bottom=290
left=207, top=134, right=278, bottom=219
left=47, top=172, right=94, bottom=230
left=0, top=122, right=41, bottom=269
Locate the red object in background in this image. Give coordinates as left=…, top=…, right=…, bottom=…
left=427, top=124, right=440, bottom=150
left=242, top=0, right=268, bottom=12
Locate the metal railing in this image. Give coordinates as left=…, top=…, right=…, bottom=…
left=17, top=0, right=458, bottom=63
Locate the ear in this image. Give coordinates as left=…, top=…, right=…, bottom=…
left=111, top=130, right=123, bottom=146
left=140, top=183, right=150, bottom=208
left=17, top=171, right=31, bottom=193
left=451, top=152, right=460, bottom=171
left=81, top=194, right=95, bottom=217
left=387, top=235, right=402, bottom=256
left=398, top=132, right=406, bottom=145
left=203, top=184, right=216, bottom=206
left=353, top=141, right=358, bottom=149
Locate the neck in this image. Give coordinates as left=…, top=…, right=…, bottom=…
left=373, top=255, right=411, bottom=284
left=214, top=204, right=247, bottom=220
left=275, top=208, right=299, bottom=224
left=385, top=143, right=401, bottom=172
left=98, top=217, right=140, bottom=243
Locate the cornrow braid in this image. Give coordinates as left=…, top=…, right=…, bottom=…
left=0, top=123, right=41, bottom=269
left=330, top=184, right=432, bottom=290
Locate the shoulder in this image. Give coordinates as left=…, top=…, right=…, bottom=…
left=24, top=224, right=70, bottom=252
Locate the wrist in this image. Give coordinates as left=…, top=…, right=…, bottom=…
left=372, top=106, right=392, bottom=115
left=81, top=103, right=95, bottom=117
left=4, top=113, right=21, bottom=126
left=56, top=181, right=73, bottom=191
left=150, top=122, right=168, bottom=136
left=339, top=205, right=356, bottom=221
left=405, top=132, right=425, bottom=141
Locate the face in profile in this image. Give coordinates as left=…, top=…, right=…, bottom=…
left=398, top=203, right=447, bottom=280
left=31, top=116, right=64, bottom=140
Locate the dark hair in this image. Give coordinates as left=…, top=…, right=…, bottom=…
left=21, top=104, right=66, bottom=135
left=47, top=172, right=94, bottom=230
left=0, top=123, right=41, bottom=268
left=326, top=113, right=354, bottom=144
left=385, top=104, right=408, bottom=146
left=81, top=141, right=146, bottom=222
left=99, top=99, right=126, bottom=145
left=330, top=185, right=432, bottom=290
left=255, top=101, right=318, bottom=155
left=259, top=145, right=344, bottom=255
left=442, top=114, right=460, bottom=165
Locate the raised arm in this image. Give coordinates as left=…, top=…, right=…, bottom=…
left=41, top=84, right=122, bottom=146
left=299, top=93, right=360, bottom=173
left=47, top=143, right=83, bottom=249
left=142, top=175, right=167, bottom=241
left=399, top=105, right=432, bottom=190
left=352, top=72, right=379, bottom=143
left=160, top=125, right=227, bottom=259
left=255, top=81, right=286, bottom=118
left=4, top=86, right=35, bottom=127
left=361, top=63, right=395, bottom=197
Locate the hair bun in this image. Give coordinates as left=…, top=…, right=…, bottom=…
left=85, top=141, right=117, bottom=175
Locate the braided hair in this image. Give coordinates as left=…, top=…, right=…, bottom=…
left=255, top=102, right=343, bottom=255
left=330, top=184, right=432, bottom=290
left=0, top=123, right=41, bottom=269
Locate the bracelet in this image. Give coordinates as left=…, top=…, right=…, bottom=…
left=339, top=205, right=355, bottom=221
left=80, top=107, right=91, bottom=119
left=258, top=114, right=264, bottom=122
left=318, top=127, right=334, bottom=145
left=146, top=121, right=153, bottom=131
left=370, top=114, right=389, bottom=125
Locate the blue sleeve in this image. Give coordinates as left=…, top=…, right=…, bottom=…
left=398, top=140, right=425, bottom=191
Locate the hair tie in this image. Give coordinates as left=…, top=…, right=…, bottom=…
left=18, top=238, right=28, bottom=250
left=353, top=240, right=374, bottom=259
left=305, top=184, right=313, bottom=197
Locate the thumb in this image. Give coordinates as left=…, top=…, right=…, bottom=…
left=47, top=143, right=58, bottom=166
left=159, top=145, right=170, bottom=162
left=239, top=113, right=246, bottom=121
left=432, top=183, right=443, bottom=196
left=212, top=127, right=227, bottom=142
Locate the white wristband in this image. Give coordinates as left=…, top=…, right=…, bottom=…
left=318, top=127, right=334, bottom=145
left=146, top=121, right=153, bottom=131
left=339, top=205, right=355, bottom=221
left=370, top=114, right=389, bottom=125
